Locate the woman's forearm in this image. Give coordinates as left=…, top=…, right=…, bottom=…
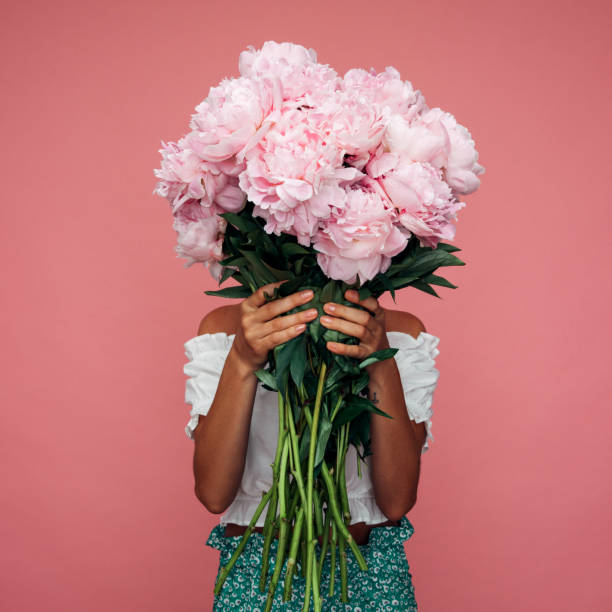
left=367, top=358, right=422, bottom=521
left=192, top=345, right=259, bottom=513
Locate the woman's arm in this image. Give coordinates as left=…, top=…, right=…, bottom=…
left=191, top=282, right=318, bottom=514
left=366, top=321, right=427, bottom=521
left=191, top=318, right=260, bottom=513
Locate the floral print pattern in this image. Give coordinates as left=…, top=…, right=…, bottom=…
left=206, top=516, right=419, bottom=611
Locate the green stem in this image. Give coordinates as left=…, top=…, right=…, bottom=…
left=259, top=391, right=288, bottom=592
left=338, top=529, right=348, bottom=602
left=317, top=498, right=332, bottom=586
left=339, top=435, right=351, bottom=524
left=214, top=486, right=274, bottom=596
left=329, top=520, right=337, bottom=597
left=264, top=436, right=290, bottom=612
left=311, top=539, right=321, bottom=612
left=283, top=506, right=305, bottom=602
left=313, top=488, right=324, bottom=537
left=320, top=461, right=368, bottom=571
left=258, top=482, right=278, bottom=592
left=330, top=393, right=343, bottom=422
left=303, top=361, right=327, bottom=612
left=286, top=393, right=308, bottom=510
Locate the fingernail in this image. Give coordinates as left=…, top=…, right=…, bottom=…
left=326, top=303, right=336, bottom=312
left=301, top=290, right=313, bottom=299
left=321, top=316, right=332, bottom=324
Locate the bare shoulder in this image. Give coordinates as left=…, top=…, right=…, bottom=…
left=382, top=307, right=427, bottom=340
left=196, top=303, right=241, bottom=336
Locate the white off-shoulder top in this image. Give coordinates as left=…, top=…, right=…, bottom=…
left=183, top=330, right=440, bottom=527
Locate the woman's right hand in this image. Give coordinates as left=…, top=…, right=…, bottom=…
left=232, top=280, right=318, bottom=370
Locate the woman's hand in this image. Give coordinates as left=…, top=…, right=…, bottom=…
left=320, top=289, right=390, bottom=363
left=232, top=280, right=318, bottom=371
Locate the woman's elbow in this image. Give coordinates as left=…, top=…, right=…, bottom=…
left=194, top=485, right=230, bottom=515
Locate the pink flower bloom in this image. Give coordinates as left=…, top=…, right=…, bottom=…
left=384, top=108, right=485, bottom=195
left=189, top=76, right=280, bottom=164
left=342, top=66, right=428, bottom=124
left=238, top=107, right=345, bottom=244
left=367, top=152, right=464, bottom=248
left=309, top=90, right=388, bottom=171
left=313, top=188, right=407, bottom=284
left=153, top=138, right=245, bottom=214
left=172, top=200, right=227, bottom=279
left=239, top=41, right=318, bottom=76
left=239, top=41, right=341, bottom=108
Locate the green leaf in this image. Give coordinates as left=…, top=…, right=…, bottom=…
left=410, top=279, right=440, bottom=297
left=333, top=395, right=393, bottom=429
left=254, top=369, right=278, bottom=390
left=308, top=317, right=324, bottom=343
left=435, top=241, right=462, bottom=253
left=281, top=242, right=312, bottom=257
left=204, top=285, right=251, bottom=298
left=219, top=211, right=260, bottom=233
left=357, top=286, right=372, bottom=301
left=351, top=372, right=370, bottom=396
left=314, top=411, right=332, bottom=468
left=358, top=347, right=399, bottom=369
left=260, top=259, right=292, bottom=281
left=299, top=427, right=310, bottom=463
left=274, top=334, right=303, bottom=385
left=377, top=273, right=396, bottom=301
left=332, top=352, right=360, bottom=376
left=289, top=334, right=307, bottom=386
left=240, top=249, right=278, bottom=284
left=218, top=266, right=235, bottom=284
left=422, top=273, right=458, bottom=289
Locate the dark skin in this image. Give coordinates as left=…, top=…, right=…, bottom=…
left=191, top=281, right=427, bottom=545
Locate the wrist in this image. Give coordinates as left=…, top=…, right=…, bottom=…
left=365, top=354, right=395, bottom=381
left=228, top=343, right=264, bottom=379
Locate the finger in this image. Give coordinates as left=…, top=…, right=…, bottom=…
left=344, top=289, right=382, bottom=317
left=262, top=308, right=319, bottom=336
left=322, top=301, right=371, bottom=327
left=264, top=322, right=308, bottom=350
left=256, top=288, right=314, bottom=322
left=244, top=280, right=289, bottom=311
left=320, top=315, right=367, bottom=340
left=326, top=341, right=368, bottom=359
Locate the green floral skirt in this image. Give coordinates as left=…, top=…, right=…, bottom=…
left=206, top=516, right=418, bottom=611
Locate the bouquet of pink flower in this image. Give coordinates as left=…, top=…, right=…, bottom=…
left=154, top=40, right=483, bottom=611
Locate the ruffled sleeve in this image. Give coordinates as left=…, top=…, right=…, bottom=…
left=183, top=332, right=236, bottom=440
left=387, top=330, right=441, bottom=454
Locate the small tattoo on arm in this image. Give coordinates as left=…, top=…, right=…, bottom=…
left=371, top=392, right=380, bottom=404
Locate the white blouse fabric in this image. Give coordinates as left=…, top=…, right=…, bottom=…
left=183, top=330, right=440, bottom=527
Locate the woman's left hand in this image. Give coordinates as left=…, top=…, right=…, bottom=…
left=320, top=289, right=390, bottom=361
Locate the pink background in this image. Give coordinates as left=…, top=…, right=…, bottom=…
left=2, top=0, right=611, bottom=610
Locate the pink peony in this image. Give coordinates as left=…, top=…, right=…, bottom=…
left=188, top=76, right=280, bottom=164
left=172, top=200, right=227, bottom=280
left=239, top=41, right=318, bottom=76
left=367, top=152, right=464, bottom=248
left=239, top=41, right=341, bottom=109
left=238, top=107, right=345, bottom=244
left=313, top=188, right=407, bottom=284
left=383, top=108, right=485, bottom=195
left=342, top=66, right=428, bottom=124
left=153, top=138, right=245, bottom=214
left=308, top=90, right=388, bottom=171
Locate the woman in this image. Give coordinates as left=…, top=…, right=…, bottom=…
left=184, top=279, right=441, bottom=610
